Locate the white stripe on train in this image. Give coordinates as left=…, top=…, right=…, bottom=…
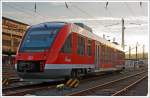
left=15, top=63, right=123, bottom=71
left=44, top=64, right=95, bottom=69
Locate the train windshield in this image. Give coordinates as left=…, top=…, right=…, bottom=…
left=19, top=22, right=65, bottom=52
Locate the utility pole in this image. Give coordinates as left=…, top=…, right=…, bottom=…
left=136, top=42, right=138, bottom=61
left=129, top=46, right=131, bottom=59
left=134, top=43, right=138, bottom=69
left=34, top=2, right=37, bottom=12
left=143, top=45, right=145, bottom=59
left=121, top=18, right=125, bottom=50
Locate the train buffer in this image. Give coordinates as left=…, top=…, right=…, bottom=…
left=65, top=78, right=80, bottom=88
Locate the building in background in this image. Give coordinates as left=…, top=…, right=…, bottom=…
left=2, top=17, right=29, bottom=65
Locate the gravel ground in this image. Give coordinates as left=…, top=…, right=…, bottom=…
left=28, top=68, right=147, bottom=96
left=3, top=81, right=42, bottom=90
left=87, top=72, right=147, bottom=96
left=124, top=77, right=148, bottom=96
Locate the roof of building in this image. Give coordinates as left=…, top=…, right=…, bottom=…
left=2, top=17, right=29, bottom=26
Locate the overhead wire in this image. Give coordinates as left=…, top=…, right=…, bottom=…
left=64, top=3, right=104, bottom=33
left=124, top=2, right=147, bottom=53
left=3, top=3, right=72, bottom=23
left=71, top=2, right=113, bottom=34
left=4, top=2, right=146, bottom=38
left=6, top=3, right=56, bottom=21
left=102, top=2, right=121, bottom=42
left=102, top=2, right=113, bottom=33
left=125, top=2, right=146, bottom=34
left=3, top=3, right=40, bottom=24
left=4, top=2, right=115, bottom=34
left=125, top=44, right=142, bottom=53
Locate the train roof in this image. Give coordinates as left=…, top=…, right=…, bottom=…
left=74, top=23, right=93, bottom=32
left=71, top=23, right=124, bottom=52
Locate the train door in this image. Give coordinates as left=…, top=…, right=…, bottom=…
left=95, top=43, right=100, bottom=69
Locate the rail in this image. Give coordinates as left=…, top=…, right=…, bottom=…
left=112, top=75, right=147, bottom=96
left=65, top=71, right=147, bottom=96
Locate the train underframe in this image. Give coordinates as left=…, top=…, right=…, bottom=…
left=15, top=61, right=124, bottom=82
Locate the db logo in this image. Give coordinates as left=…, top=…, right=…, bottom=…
left=65, top=56, right=71, bottom=62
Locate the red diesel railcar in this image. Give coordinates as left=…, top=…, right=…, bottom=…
left=15, top=22, right=125, bottom=81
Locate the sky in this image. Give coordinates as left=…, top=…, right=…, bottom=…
left=2, top=2, right=149, bottom=53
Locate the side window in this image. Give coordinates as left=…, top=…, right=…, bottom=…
left=61, top=34, right=72, bottom=53
left=77, top=35, right=85, bottom=55
left=87, top=39, right=92, bottom=56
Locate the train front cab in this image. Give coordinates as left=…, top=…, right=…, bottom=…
left=15, top=22, right=73, bottom=80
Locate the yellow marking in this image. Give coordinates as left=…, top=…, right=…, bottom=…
left=2, top=79, right=6, bottom=85
left=74, top=82, right=79, bottom=88
left=66, top=78, right=80, bottom=88
left=2, top=78, right=9, bottom=86
left=74, top=80, right=80, bottom=88
left=66, top=79, right=73, bottom=86
left=70, top=79, right=78, bottom=87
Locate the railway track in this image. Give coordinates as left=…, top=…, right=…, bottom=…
left=2, top=68, right=20, bottom=86
left=112, top=75, right=147, bottom=96
left=3, top=81, right=63, bottom=96
left=3, top=70, right=147, bottom=96
left=65, top=71, right=147, bottom=96
left=2, top=72, right=116, bottom=96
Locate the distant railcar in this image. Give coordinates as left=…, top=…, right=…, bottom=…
left=15, top=22, right=125, bottom=81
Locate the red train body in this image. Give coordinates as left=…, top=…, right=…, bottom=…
left=15, top=22, right=125, bottom=81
